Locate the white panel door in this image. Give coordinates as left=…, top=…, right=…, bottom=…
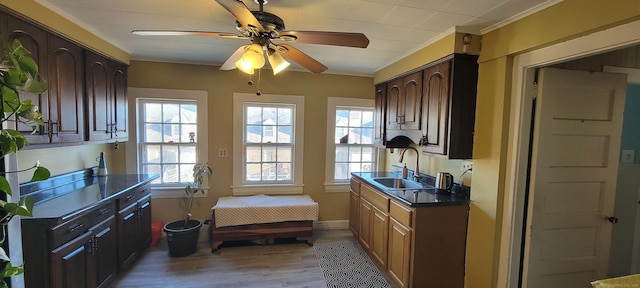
left=523, top=68, right=627, bottom=288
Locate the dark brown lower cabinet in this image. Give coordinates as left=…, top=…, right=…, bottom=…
left=50, top=231, right=92, bottom=288
left=91, top=216, right=118, bottom=288
left=117, top=194, right=151, bottom=272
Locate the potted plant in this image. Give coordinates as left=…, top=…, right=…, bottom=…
left=163, top=162, right=212, bottom=257
left=0, top=38, right=50, bottom=286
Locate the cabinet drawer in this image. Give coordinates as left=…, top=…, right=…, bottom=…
left=88, top=201, right=115, bottom=227
left=49, top=216, right=91, bottom=249
left=361, top=184, right=389, bottom=212
left=350, top=178, right=361, bottom=194
left=390, top=200, right=412, bottom=227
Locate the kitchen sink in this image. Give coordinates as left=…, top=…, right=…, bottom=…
left=372, top=177, right=423, bottom=189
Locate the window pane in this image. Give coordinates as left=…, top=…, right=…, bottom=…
left=262, top=163, right=276, bottom=181
left=362, top=162, right=373, bottom=172
left=361, top=128, right=374, bottom=144
left=277, top=126, right=292, bottom=143
left=143, top=145, right=161, bottom=163
left=162, top=145, right=179, bottom=163
left=361, top=147, right=373, bottom=162
left=336, top=146, right=348, bottom=162
left=336, top=110, right=348, bottom=127
left=246, top=163, right=261, bottom=181
left=263, top=107, right=277, bottom=123
left=163, top=164, right=179, bottom=183
left=277, top=163, right=291, bottom=180
left=278, top=108, right=292, bottom=125
left=144, top=103, right=162, bottom=122
left=181, top=104, right=197, bottom=124
left=247, top=106, right=262, bottom=125
left=143, top=165, right=162, bottom=184
left=246, top=125, right=262, bottom=143
left=181, top=124, right=197, bottom=142
left=277, top=147, right=292, bottom=162
left=349, top=146, right=362, bottom=162
left=263, top=126, right=276, bottom=143
left=350, top=162, right=361, bottom=173
left=144, top=124, right=162, bottom=142
left=336, top=127, right=348, bottom=144
left=349, top=128, right=362, bottom=144
left=349, top=110, right=362, bottom=127
left=162, top=103, right=180, bottom=123
left=246, top=146, right=261, bottom=163
left=179, top=146, right=196, bottom=162
left=262, top=146, right=276, bottom=162
left=162, top=124, right=180, bottom=142
left=363, top=111, right=373, bottom=127
left=335, top=163, right=348, bottom=180
left=179, top=164, right=194, bottom=183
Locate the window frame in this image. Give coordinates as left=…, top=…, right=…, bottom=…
left=324, top=97, right=379, bottom=193
left=232, top=93, right=305, bottom=195
left=126, top=87, right=208, bottom=198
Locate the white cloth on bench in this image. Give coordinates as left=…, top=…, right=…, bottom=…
left=212, top=194, right=319, bottom=228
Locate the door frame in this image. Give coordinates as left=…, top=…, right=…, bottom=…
left=499, top=19, right=640, bottom=287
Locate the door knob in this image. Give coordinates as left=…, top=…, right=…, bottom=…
left=607, top=216, right=619, bottom=224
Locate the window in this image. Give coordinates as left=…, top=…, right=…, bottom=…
left=233, top=93, right=304, bottom=195
left=325, top=97, right=377, bottom=192
left=126, top=88, right=208, bottom=198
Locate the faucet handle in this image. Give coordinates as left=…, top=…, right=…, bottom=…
left=413, top=174, right=421, bottom=182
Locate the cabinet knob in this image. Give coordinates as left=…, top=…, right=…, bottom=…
left=607, top=216, right=619, bottom=224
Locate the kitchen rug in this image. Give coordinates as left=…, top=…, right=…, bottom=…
left=314, top=240, right=392, bottom=288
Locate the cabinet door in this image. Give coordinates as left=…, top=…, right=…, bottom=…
left=349, top=190, right=360, bottom=236
left=117, top=202, right=139, bottom=272
left=386, top=78, right=402, bottom=130
left=388, top=217, right=411, bottom=288
left=421, top=61, right=451, bottom=155
left=358, top=198, right=373, bottom=250
left=50, top=231, right=92, bottom=288
left=85, top=51, right=112, bottom=141
left=3, top=14, right=50, bottom=144
left=111, top=61, right=128, bottom=141
left=138, top=195, right=152, bottom=250
left=374, top=83, right=387, bottom=145
left=47, top=34, right=84, bottom=143
left=91, top=216, right=118, bottom=288
left=370, top=205, right=389, bottom=268
left=400, top=71, right=422, bottom=130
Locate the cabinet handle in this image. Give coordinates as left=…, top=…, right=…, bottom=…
left=51, top=121, right=59, bottom=137
left=88, top=238, right=93, bottom=254
left=93, top=237, right=99, bottom=253
left=67, top=223, right=84, bottom=233
left=97, top=207, right=110, bottom=216
left=125, top=195, right=134, bottom=201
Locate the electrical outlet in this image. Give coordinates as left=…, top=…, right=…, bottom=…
left=461, top=161, right=473, bottom=171
left=218, top=148, right=229, bottom=158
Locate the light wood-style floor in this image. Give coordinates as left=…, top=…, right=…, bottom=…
left=114, top=229, right=367, bottom=288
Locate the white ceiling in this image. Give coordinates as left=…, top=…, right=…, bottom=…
left=36, top=0, right=559, bottom=76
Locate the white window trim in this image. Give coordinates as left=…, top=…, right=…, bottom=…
left=232, top=93, right=304, bottom=195
left=126, top=87, right=208, bottom=198
left=324, top=97, right=375, bottom=193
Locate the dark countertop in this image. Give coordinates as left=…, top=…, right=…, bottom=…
left=21, top=172, right=158, bottom=221
left=351, top=172, right=469, bottom=208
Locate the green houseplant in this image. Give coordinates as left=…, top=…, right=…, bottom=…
left=0, top=38, right=50, bottom=286
left=163, top=162, right=212, bottom=257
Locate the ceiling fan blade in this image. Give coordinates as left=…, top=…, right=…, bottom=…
left=278, top=31, right=369, bottom=48
left=220, top=45, right=247, bottom=70
left=276, top=44, right=327, bottom=73
left=132, top=30, right=247, bottom=39
left=215, top=0, right=265, bottom=33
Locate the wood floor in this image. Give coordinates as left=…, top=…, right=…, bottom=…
left=114, top=229, right=365, bottom=288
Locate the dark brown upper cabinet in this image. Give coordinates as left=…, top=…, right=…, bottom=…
left=374, top=83, right=387, bottom=146
left=85, top=51, right=128, bottom=142
left=420, top=54, right=478, bottom=159
left=386, top=71, right=422, bottom=131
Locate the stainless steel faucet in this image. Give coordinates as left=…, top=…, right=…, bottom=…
left=399, top=146, right=420, bottom=182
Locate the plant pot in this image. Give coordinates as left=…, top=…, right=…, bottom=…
left=163, top=219, right=202, bottom=257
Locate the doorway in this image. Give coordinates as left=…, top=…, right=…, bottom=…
left=500, top=19, right=640, bottom=287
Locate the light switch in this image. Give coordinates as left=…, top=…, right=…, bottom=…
left=621, top=149, right=635, bottom=164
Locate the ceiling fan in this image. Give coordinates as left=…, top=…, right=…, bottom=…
left=132, top=0, right=370, bottom=74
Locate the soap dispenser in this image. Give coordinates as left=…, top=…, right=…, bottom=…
left=98, top=152, right=108, bottom=176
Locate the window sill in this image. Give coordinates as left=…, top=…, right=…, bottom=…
left=231, top=184, right=304, bottom=196
left=324, top=183, right=349, bottom=193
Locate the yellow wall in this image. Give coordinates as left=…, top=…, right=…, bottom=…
left=126, top=61, right=374, bottom=224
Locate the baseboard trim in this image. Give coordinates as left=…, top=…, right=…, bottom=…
left=314, top=220, right=349, bottom=231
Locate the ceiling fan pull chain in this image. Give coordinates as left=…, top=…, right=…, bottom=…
left=256, top=69, right=262, bottom=96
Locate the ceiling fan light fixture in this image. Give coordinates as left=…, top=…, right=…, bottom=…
left=237, top=43, right=265, bottom=71
left=268, top=49, right=290, bottom=75
left=235, top=58, right=255, bottom=74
